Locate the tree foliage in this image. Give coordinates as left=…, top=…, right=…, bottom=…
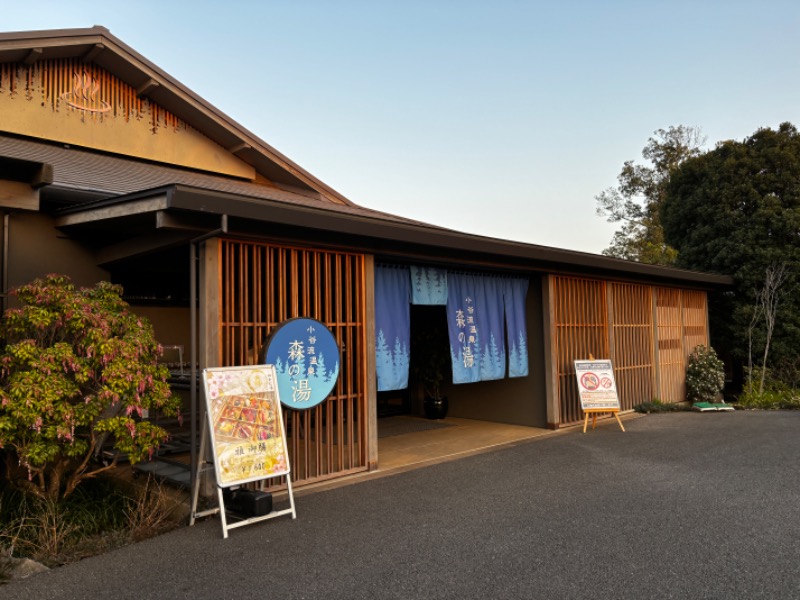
left=0, top=275, right=181, bottom=500
left=662, top=122, right=800, bottom=370
left=596, top=125, right=705, bottom=264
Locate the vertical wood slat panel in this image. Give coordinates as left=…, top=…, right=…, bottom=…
left=656, top=288, right=684, bottom=403
left=301, top=250, right=311, bottom=479
left=309, top=253, right=323, bottom=475
left=219, top=239, right=368, bottom=488
left=356, top=255, right=369, bottom=468
left=324, top=253, right=334, bottom=472
left=553, top=278, right=711, bottom=421
left=345, top=254, right=355, bottom=469
left=611, top=283, right=654, bottom=411
left=683, top=290, right=709, bottom=356
left=553, top=276, right=609, bottom=425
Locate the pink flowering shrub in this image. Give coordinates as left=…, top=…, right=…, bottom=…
left=0, top=275, right=180, bottom=500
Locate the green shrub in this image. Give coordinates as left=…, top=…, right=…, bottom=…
left=737, top=366, right=800, bottom=409
left=736, top=389, right=800, bottom=409
left=0, top=478, right=127, bottom=565
left=633, top=399, right=686, bottom=413
left=686, top=345, right=725, bottom=404
left=0, top=475, right=177, bottom=568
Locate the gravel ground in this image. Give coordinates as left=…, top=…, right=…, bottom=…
left=4, top=410, right=799, bottom=600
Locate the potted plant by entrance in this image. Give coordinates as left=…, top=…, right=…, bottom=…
left=411, top=324, right=450, bottom=420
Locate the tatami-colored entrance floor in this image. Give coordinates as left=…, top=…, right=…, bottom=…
left=377, top=416, right=553, bottom=472
left=290, top=416, right=558, bottom=497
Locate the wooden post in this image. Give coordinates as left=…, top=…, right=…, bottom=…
left=199, top=238, right=221, bottom=497
left=605, top=282, right=616, bottom=371
left=542, top=275, right=560, bottom=429
left=364, top=255, right=378, bottom=470
left=652, top=287, right=661, bottom=402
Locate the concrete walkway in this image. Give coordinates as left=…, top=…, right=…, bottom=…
left=4, top=411, right=800, bottom=599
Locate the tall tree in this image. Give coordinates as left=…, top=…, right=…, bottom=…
left=662, top=122, right=800, bottom=370
left=596, top=125, right=705, bottom=265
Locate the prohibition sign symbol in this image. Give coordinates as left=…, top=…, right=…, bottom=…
left=580, top=372, right=600, bottom=391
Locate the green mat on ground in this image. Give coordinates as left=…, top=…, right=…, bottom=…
left=693, top=402, right=735, bottom=412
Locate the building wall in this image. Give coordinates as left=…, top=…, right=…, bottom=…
left=6, top=211, right=108, bottom=294
left=132, top=306, right=191, bottom=352
left=547, top=274, right=710, bottom=427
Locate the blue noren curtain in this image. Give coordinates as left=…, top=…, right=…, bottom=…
left=503, top=278, right=529, bottom=378
left=375, top=266, right=410, bottom=391
left=446, top=273, right=483, bottom=384
left=410, top=265, right=448, bottom=305
left=475, top=277, right=507, bottom=381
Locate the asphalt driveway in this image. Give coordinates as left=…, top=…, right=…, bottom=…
left=4, top=411, right=800, bottom=600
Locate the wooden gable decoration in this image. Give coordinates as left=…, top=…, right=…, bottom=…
left=0, top=60, right=254, bottom=179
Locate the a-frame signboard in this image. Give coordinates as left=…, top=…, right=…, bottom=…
left=190, top=364, right=296, bottom=538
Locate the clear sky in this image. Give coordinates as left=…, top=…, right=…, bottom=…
left=4, top=1, right=800, bottom=254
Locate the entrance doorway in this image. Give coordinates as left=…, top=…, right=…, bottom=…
left=377, top=389, right=411, bottom=417
left=376, top=304, right=450, bottom=419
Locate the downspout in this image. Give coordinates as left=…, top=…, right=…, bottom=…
left=1, top=212, right=8, bottom=313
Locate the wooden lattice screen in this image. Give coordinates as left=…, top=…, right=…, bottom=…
left=656, top=288, right=685, bottom=403
left=610, top=283, right=655, bottom=411
left=554, top=276, right=710, bottom=425
left=553, top=276, right=609, bottom=424
left=219, top=239, right=368, bottom=486
left=657, top=289, right=710, bottom=403
left=682, top=290, right=709, bottom=354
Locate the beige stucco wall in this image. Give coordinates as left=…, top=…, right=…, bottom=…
left=130, top=306, right=191, bottom=352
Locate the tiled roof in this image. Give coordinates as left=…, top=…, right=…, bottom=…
left=0, top=134, right=437, bottom=228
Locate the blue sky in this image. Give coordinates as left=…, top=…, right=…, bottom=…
left=4, top=1, right=800, bottom=254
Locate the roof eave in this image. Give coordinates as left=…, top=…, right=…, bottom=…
left=54, top=185, right=734, bottom=288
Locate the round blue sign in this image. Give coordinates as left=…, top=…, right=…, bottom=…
left=264, top=318, right=340, bottom=410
